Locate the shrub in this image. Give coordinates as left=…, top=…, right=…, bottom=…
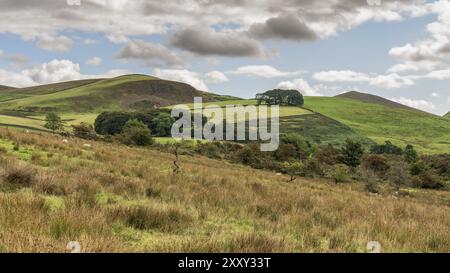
left=280, top=134, right=310, bottom=159
left=387, top=160, right=413, bottom=189
left=340, top=139, right=364, bottom=167
left=404, top=144, right=418, bottom=164
left=196, top=142, right=222, bottom=159
left=151, top=113, right=175, bottom=137
left=282, top=161, right=304, bottom=181
left=71, top=122, right=97, bottom=140
left=412, top=171, right=446, bottom=190
left=316, top=144, right=340, bottom=165
left=110, top=205, right=194, bottom=232
left=410, top=160, right=427, bottom=176
left=274, top=144, right=297, bottom=162
left=117, top=119, right=153, bottom=146
left=1, top=163, right=35, bottom=189
left=370, top=141, right=403, bottom=155
left=327, top=164, right=350, bottom=183
left=422, top=154, right=450, bottom=180
left=44, top=112, right=65, bottom=133
left=362, top=155, right=390, bottom=177
left=302, top=158, right=325, bottom=178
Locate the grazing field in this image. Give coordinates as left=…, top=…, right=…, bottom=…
left=0, top=129, right=449, bottom=253
left=304, top=97, right=450, bottom=153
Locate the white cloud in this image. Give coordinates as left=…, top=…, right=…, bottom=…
left=313, top=70, right=370, bottom=82
left=229, top=65, right=305, bottom=78
left=204, top=71, right=229, bottom=84
left=432, top=92, right=439, bottom=97
left=36, top=34, right=73, bottom=52
left=86, top=57, right=102, bottom=66
left=390, top=97, right=436, bottom=111
left=276, top=78, right=323, bottom=96
left=313, top=70, right=415, bottom=89
left=153, top=68, right=208, bottom=91
left=0, top=59, right=133, bottom=88
left=369, top=73, right=415, bottom=89
left=423, top=69, right=450, bottom=80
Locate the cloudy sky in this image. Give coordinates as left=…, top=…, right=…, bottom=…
left=0, top=0, right=449, bottom=115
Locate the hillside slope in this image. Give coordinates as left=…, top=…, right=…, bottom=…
left=305, top=97, right=450, bottom=153
left=0, top=129, right=449, bottom=252
left=0, top=75, right=221, bottom=114
left=445, top=112, right=450, bottom=118
left=336, top=91, right=424, bottom=112
left=0, top=85, right=15, bottom=92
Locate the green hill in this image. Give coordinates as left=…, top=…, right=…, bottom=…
left=0, top=75, right=449, bottom=153
left=304, top=97, right=450, bottom=153
left=336, top=91, right=423, bottom=112
left=0, top=85, right=15, bottom=92
left=0, top=74, right=222, bottom=114
left=0, top=74, right=231, bottom=131
left=445, top=112, right=450, bottom=118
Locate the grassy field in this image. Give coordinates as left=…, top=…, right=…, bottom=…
left=304, top=97, right=450, bottom=153
left=0, top=129, right=449, bottom=253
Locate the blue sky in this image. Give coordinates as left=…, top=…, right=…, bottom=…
left=0, top=0, right=449, bottom=115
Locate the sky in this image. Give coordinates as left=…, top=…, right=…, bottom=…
left=0, top=0, right=449, bottom=115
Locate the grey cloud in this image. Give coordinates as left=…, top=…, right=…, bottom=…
left=249, top=14, right=318, bottom=41
left=116, top=40, right=183, bottom=66
left=170, top=26, right=265, bottom=57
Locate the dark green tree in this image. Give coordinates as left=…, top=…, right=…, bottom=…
left=151, top=113, right=175, bottom=137
left=44, top=112, right=65, bottom=133
left=340, top=139, right=364, bottom=167
left=404, top=144, right=418, bottom=164
left=119, top=119, right=153, bottom=146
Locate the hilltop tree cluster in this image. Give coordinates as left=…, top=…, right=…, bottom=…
left=256, top=89, right=304, bottom=106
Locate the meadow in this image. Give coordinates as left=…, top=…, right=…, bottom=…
left=0, top=128, right=449, bottom=253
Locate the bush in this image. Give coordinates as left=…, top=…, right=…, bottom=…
left=1, top=163, right=35, bottom=190
left=370, top=141, right=403, bottom=155
left=316, top=144, right=340, bottom=165
left=151, top=113, right=175, bottom=137
left=422, top=154, right=450, bottom=180
left=71, top=122, right=97, bottom=140
left=412, top=171, right=446, bottom=190
left=44, top=112, right=65, bottom=133
left=410, top=160, right=427, bottom=176
left=404, top=144, right=418, bottom=164
left=110, top=205, right=194, bottom=232
left=340, top=139, right=364, bottom=167
left=196, top=142, right=222, bottom=159
left=282, top=161, right=304, bottom=181
left=117, top=119, right=153, bottom=146
left=302, top=158, right=325, bottom=178
left=327, top=164, right=350, bottom=183
left=274, top=144, right=297, bottom=162
left=387, top=160, right=413, bottom=189
left=362, top=155, right=390, bottom=177
left=280, top=134, right=310, bottom=159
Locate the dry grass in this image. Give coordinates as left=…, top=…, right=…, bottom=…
left=0, top=128, right=449, bottom=253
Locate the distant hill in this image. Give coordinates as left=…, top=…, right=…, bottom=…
left=304, top=96, right=450, bottom=153
left=0, top=85, right=15, bottom=91
left=0, top=74, right=226, bottom=113
left=445, top=112, right=450, bottom=118
left=336, top=91, right=426, bottom=113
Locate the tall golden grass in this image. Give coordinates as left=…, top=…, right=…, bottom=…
left=0, top=128, right=449, bottom=253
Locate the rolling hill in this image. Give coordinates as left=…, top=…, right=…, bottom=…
left=445, top=112, right=450, bottom=118
left=336, top=91, right=424, bottom=112
left=304, top=97, right=450, bottom=153
left=0, top=85, right=15, bottom=92
left=0, top=74, right=224, bottom=114
left=0, top=75, right=449, bottom=153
